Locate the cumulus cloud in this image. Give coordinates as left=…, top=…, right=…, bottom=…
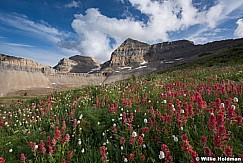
left=64, top=1, right=82, bottom=8
left=65, top=0, right=243, bottom=63
left=69, top=0, right=202, bottom=62
left=234, top=19, right=243, bottom=38
left=205, top=0, right=243, bottom=28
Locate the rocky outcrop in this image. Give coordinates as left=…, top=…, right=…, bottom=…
left=0, top=54, right=46, bottom=68
left=0, top=54, right=55, bottom=74
left=54, top=55, right=100, bottom=73
left=101, top=38, right=243, bottom=74
left=145, top=40, right=195, bottom=61
left=109, top=38, right=150, bottom=67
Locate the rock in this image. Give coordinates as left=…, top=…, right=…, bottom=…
left=0, top=54, right=54, bottom=73
left=54, top=55, right=100, bottom=73
left=109, top=38, right=150, bottom=68
left=101, top=38, right=243, bottom=74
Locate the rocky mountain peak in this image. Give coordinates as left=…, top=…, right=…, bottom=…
left=54, top=55, right=100, bottom=73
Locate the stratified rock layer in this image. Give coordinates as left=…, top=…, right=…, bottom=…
left=54, top=55, right=100, bottom=73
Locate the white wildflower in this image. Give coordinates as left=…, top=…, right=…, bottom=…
left=159, top=151, right=165, bottom=159
left=81, top=148, right=85, bottom=153
left=78, top=139, right=81, bottom=145
left=234, top=97, right=238, bottom=103
left=132, top=131, right=137, bottom=137
left=221, top=103, right=225, bottom=108
left=143, top=144, right=146, bottom=149
left=79, top=114, right=83, bottom=120
left=174, top=136, right=179, bottom=142
left=144, top=118, right=148, bottom=124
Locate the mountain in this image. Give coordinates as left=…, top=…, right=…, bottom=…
left=54, top=55, right=100, bottom=73
left=101, top=38, right=243, bottom=74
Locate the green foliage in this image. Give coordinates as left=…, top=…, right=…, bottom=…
left=0, top=50, right=243, bottom=162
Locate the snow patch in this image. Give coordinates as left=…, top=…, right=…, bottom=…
left=175, top=58, right=183, bottom=61
left=91, top=66, right=101, bottom=71
left=87, top=66, right=101, bottom=74
left=135, top=66, right=147, bottom=70
left=139, top=61, right=148, bottom=65
left=118, top=67, right=132, bottom=70
left=165, top=61, right=174, bottom=64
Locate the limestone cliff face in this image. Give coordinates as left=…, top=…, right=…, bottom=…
left=109, top=38, right=150, bottom=67
left=54, top=55, right=100, bottom=73
left=103, top=38, right=195, bottom=72
left=0, top=54, right=55, bottom=73
left=0, top=54, right=47, bottom=68
left=103, top=38, right=243, bottom=74
left=145, top=40, right=195, bottom=61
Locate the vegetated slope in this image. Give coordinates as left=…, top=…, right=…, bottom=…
left=0, top=49, right=243, bottom=162
left=158, top=45, right=243, bottom=75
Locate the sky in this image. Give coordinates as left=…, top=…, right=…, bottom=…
left=0, top=0, right=243, bottom=66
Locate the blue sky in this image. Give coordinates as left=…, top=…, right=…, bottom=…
left=0, top=0, right=243, bottom=66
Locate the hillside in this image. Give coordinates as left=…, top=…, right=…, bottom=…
left=0, top=47, right=242, bottom=162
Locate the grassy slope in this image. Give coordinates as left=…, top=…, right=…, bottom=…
left=0, top=46, right=242, bottom=162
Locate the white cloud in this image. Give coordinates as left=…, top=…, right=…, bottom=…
left=68, top=0, right=243, bottom=63
left=0, top=13, right=76, bottom=66
left=70, top=1, right=202, bottom=62
left=64, top=1, right=81, bottom=8
left=234, top=19, right=243, bottom=38
left=205, top=0, right=243, bottom=28
left=0, top=13, right=70, bottom=44
left=2, top=42, right=35, bottom=48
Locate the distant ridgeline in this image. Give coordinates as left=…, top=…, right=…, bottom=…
left=0, top=54, right=105, bottom=77
left=0, top=54, right=55, bottom=74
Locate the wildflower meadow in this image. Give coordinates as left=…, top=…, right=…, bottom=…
left=0, top=65, right=243, bottom=162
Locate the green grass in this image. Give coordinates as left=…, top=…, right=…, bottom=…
left=0, top=45, right=243, bottom=162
